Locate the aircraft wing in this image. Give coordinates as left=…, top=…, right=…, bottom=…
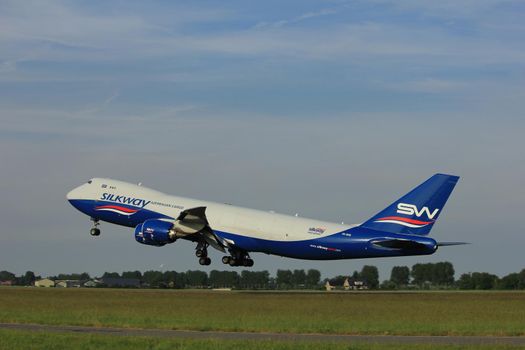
left=174, top=207, right=226, bottom=252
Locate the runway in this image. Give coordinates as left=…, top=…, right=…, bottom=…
left=1, top=323, right=525, bottom=345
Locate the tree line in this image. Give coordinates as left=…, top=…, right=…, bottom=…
left=1, top=263, right=525, bottom=290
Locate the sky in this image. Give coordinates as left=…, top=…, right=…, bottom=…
left=0, top=0, right=524, bottom=280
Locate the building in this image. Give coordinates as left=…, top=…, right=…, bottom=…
left=83, top=280, right=99, bottom=288
left=325, top=281, right=335, bottom=291
left=55, top=280, right=83, bottom=288
left=35, top=279, right=55, bottom=287
left=343, top=278, right=350, bottom=291
left=347, top=278, right=369, bottom=290
left=0, top=280, right=13, bottom=286
left=325, top=277, right=369, bottom=291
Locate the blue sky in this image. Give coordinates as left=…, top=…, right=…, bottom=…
left=0, top=0, right=524, bottom=280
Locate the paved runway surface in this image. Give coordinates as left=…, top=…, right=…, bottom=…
left=1, top=323, right=525, bottom=345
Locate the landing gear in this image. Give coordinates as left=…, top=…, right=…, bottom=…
left=199, top=257, right=211, bottom=266
left=222, top=251, right=254, bottom=267
left=90, top=228, right=101, bottom=236
left=195, top=248, right=207, bottom=258
left=90, top=218, right=100, bottom=236
left=196, top=241, right=211, bottom=265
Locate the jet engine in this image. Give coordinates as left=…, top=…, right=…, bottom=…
left=134, top=219, right=176, bottom=246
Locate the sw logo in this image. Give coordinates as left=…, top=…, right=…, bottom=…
left=373, top=203, right=440, bottom=228
left=397, top=203, right=439, bottom=219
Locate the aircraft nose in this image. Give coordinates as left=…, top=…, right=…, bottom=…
left=66, top=186, right=81, bottom=201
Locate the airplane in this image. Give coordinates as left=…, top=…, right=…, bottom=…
left=66, top=173, right=464, bottom=267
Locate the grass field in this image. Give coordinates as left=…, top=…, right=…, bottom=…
left=0, top=288, right=524, bottom=336
left=1, top=329, right=525, bottom=350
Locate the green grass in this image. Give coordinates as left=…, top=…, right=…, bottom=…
left=1, top=329, right=524, bottom=350
left=0, top=288, right=524, bottom=336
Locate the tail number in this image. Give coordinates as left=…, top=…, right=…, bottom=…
left=397, top=203, right=439, bottom=220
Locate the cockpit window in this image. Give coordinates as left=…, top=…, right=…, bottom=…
left=87, top=180, right=92, bottom=184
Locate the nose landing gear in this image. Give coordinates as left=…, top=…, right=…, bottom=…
left=90, top=218, right=101, bottom=236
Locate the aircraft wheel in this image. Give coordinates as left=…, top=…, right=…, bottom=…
left=196, top=249, right=206, bottom=258
left=90, top=228, right=100, bottom=236
left=229, top=258, right=237, bottom=267
left=222, top=256, right=231, bottom=264
left=199, top=257, right=208, bottom=265
left=247, top=259, right=254, bottom=267
left=204, top=257, right=211, bottom=266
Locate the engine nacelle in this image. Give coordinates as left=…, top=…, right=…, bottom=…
left=134, top=219, right=176, bottom=246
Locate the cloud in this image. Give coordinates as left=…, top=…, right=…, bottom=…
left=381, top=79, right=469, bottom=93
left=253, top=8, right=338, bottom=29
left=1, top=0, right=524, bottom=278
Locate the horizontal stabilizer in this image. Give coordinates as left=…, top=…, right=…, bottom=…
left=437, top=242, right=469, bottom=246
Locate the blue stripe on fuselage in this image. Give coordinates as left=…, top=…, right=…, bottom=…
left=213, top=228, right=436, bottom=260
left=68, top=199, right=437, bottom=260
left=68, top=199, right=172, bottom=227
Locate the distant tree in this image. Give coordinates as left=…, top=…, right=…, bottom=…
left=122, top=271, right=142, bottom=279
left=390, top=266, right=410, bottom=287
left=276, top=270, right=293, bottom=289
left=174, top=272, right=186, bottom=288
left=411, top=263, right=433, bottom=286
left=102, top=272, right=120, bottom=279
left=329, top=275, right=347, bottom=286
left=380, top=279, right=397, bottom=290
left=162, top=271, right=178, bottom=287
left=209, top=270, right=239, bottom=288
left=256, top=270, right=270, bottom=289
left=471, top=272, right=499, bottom=290
left=142, top=270, right=165, bottom=287
left=0, top=271, right=16, bottom=281
left=306, top=269, right=321, bottom=287
left=433, top=262, right=455, bottom=286
left=457, top=273, right=474, bottom=289
left=360, top=265, right=379, bottom=289
left=458, top=272, right=498, bottom=290
left=518, top=268, right=525, bottom=289
left=498, top=273, right=520, bottom=290
left=19, top=271, right=36, bottom=286
left=239, top=270, right=268, bottom=289
left=185, top=270, right=208, bottom=287
left=56, top=273, right=86, bottom=280
left=291, top=270, right=306, bottom=288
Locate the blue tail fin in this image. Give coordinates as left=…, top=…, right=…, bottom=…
left=361, top=174, right=459, bottom=235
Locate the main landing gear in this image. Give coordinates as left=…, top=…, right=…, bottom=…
left=90, top=218, right=101, bottom=236
left=196, top=242, right=211, bottom=266
left=222, top=251, right=254, bottom=267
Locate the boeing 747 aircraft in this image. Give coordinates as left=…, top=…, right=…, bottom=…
left=67, top=174, right=463, bottom=267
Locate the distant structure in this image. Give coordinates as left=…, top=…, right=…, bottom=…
left=349, top=278, right=368, bottom=290
left=325, top=277, right=369, bottom=291
left=325, top=281, right=335, bottom=291
left=83, top=280, right=98, bottom=288
left=343, top=278, right=350, bottom=291
left=55, top=280, right=83, bottom=288
left=35, top=278, right=55, bottom=288
left=0, top=280, right=13, bottom=286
